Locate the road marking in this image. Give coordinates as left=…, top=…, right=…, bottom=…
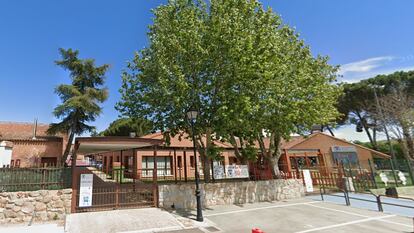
left=305, top=203, right=412, bottom=228
left=204, top=201, right=320, bottom=217
left=295, top=215, right=396, bottom=233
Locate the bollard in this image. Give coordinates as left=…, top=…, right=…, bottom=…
left=252, top=228, right=264, bottom=233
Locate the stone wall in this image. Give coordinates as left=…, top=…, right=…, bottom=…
left=0, top=189, right=72, bottom=224
left=159, top=179, right=304, bottom=210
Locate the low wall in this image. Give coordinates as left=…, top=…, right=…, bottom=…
left=159, top=179, right=304, bottom=210
left=0, top=189, right=72, bottom=224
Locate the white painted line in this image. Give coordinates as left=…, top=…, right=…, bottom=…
left=304, top=203, right=367, bottom=217
left=295, top=215, right=396, bottom=233
left=305, top=203, right=412, bottom=228
left=119, top=225, right=183, bottom=233
left=204, top=201, right=320, bottom=217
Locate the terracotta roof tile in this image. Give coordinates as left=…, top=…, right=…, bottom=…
left=0, top=121, right=62, bottom=141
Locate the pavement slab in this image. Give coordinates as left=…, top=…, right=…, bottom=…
left=65, top=208, right=184, bottom=233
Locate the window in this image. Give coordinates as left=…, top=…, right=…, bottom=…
left=331, top=146, right=358, bottom=165
left=15, top=159, right=20, bottom=168
left=10, top=160, right=14, bottom=167
left=142, top=156, right=172, bottom=176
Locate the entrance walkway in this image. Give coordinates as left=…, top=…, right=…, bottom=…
left=65, top=208, right=184, bottom=233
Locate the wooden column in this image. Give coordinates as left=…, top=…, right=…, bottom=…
left=183, top=150, right=188, bottom=182
left=70, top=142, right=79, bottom=213
left=173, top=148, right=177, bottom=183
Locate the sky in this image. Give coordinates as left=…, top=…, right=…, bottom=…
left=1, top=0, right=414, bottom=142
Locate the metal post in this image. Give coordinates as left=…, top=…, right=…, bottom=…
left=376, top=195, right=383, bottom=212
left=390, top=159, right=399, bottom=187
left=191, top=119, right=203, bottom=222
left=406, top=159, right=414, bottom=186
left=368, top=159, right=378, bottom=189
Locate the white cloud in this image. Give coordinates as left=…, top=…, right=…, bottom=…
left=338, top=56, right=394, bottom=76
left=338, top=56, right=414, bottom=83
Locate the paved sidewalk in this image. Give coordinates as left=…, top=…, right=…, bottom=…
left=0, top=223, right=64, bottom=233
left=65, top=208, right=184, bottom=233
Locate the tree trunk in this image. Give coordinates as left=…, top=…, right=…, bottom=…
left=401, top=122, right=414, bottom=160
left=325, top=125, right=335, bottom=137
left=202, top=129, right=212, bottom=183
left=356, top=111, right=377, bottom=150
left=62, top=131, right=75, bottom=166
left=269, top=134, right=282, bottom=177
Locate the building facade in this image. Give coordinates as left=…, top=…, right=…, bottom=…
left=89, top=132, right=390, bottom=181
left=0, top=121, right=66, bottom=167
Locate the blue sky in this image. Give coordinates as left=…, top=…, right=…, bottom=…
left=1, top=0, right=413, bottom=141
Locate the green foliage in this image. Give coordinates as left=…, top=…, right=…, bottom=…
left=98, top=118, right=153, bottom=136
left=48, top=48, right=109, bottom=162
left=353, top=140, right=405, bottom=160
left=116, top=0, right=341, bottom=168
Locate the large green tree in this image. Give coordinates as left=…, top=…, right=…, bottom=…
left=97, top=118, right=152, bottom=137
left=48, top=48, right=109, bottom=164
left=117, top=0, right=340, bottom=178
left=338, top=71, right=414, bottom=160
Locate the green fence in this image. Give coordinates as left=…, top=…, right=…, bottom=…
left=0, top=166, right=72, bottom=192
left=372, top=159, right=414, bottom=188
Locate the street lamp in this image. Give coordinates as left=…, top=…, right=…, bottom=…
left=187, top=107, right=203, bottom=222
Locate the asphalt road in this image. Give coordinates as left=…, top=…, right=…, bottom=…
left=190, top=199, right=413, bottom=233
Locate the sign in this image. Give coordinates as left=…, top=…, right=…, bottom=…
left=213, top=165, right=225, bottom=179
left=213, top=165, right=249, bottom=179
left=331, top=146, right=357, bottom=153
left=302, top=169, right=314, bottom=192
left=226, top=165, right=249, bottom=178
left=79, top=174, right=93, bottom=207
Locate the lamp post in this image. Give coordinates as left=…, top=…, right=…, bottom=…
left=187, top=108, right=204, bottom=222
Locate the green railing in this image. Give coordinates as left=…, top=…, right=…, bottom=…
left=0, top=166, right=72, bottom=192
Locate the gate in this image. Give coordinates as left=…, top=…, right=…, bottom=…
left=72, top=166, right=157, bottom=213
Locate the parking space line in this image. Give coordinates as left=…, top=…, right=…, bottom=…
left=204, top=201, right=320, bottom=217
left=305, top=203, right=412, bottom=228
left=295, top=215, right=396, bottom=233
left=304, top=203, right=368, bottom=217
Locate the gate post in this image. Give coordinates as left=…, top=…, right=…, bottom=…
left=70, top=143, right=79, bottom=213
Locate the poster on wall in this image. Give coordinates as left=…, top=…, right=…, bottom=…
left=213, top=165, right=225, bottom=179
left=302, top=169, right=314, bottom=192
left=79, top=174, right=93, bottom=207
left=225, top=165, right=249, bottom=178
left=212, top=165, right=249, bottom=179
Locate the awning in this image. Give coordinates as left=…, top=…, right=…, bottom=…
left=74, top=136, right=163, bottom=155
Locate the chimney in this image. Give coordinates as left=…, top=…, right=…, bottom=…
left=32, top=118, right=38, bottom=140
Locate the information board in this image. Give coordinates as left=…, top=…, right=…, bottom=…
left=302, top=169, right=314, bottom=192
left=79, top=174, right=93, bottom=207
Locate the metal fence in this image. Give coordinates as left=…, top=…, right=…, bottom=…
left=0, top=166, right=72, bottom=192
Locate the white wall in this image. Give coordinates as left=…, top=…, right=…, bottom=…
left=0, top=142, right=12, bottom=167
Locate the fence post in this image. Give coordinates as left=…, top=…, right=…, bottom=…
left=376, top=195, right=383, bottom=212
left=389, top=159, right=399, bottom=187
left=368, top=159, right=378, bottom=189
left=404, top=159, right=414, bottom=186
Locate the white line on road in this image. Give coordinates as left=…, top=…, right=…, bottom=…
left=204, top=201, right=320, bottom=217
left=295, top=215, right=396, bottom=233
left=305, top=203, right=412, bottom=228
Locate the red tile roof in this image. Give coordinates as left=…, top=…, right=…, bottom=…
left=0, top=121, right=62, bottom=141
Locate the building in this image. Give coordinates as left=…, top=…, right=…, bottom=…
left=280, top=132, right=390, bottom=173
left=84, top=131, right=389, bottom=181
left=0, top=121, right=67, bottom=167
